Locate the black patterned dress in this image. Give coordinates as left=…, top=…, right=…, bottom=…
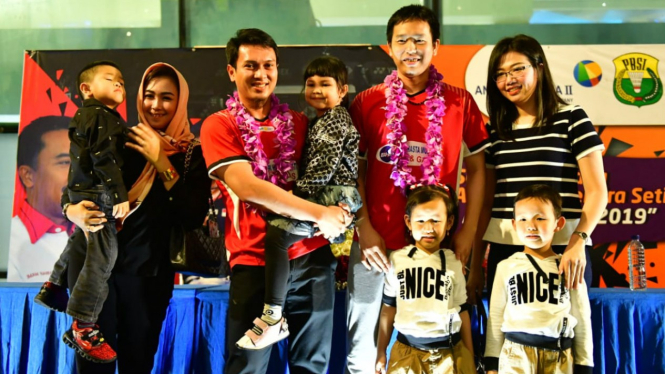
left=268, top=105, right=362, bottom=238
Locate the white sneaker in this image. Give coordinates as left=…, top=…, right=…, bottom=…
left=235, top=317, right=289, bottom=350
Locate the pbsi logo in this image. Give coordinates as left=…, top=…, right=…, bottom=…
left=613, top=53, right=663, bottom=107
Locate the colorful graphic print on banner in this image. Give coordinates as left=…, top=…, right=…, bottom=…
left=613, top=53, right=663, bottom=107
left=590, top=157, right=665, bottom=243
left=574, top=60, right=603, bottom=87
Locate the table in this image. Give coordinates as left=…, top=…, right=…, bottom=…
left=0, top=284, right=662, bottom=374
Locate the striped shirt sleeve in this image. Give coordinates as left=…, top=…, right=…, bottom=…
left=567, top=106, right=605, bottom=160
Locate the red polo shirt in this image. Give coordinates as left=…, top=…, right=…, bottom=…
left=17, top=199, right=73, bottom=244
left=351, top=82, right=489, bottom=250
left=200, top=108, right=327, bottom=269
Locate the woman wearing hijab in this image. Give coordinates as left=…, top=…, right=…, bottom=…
left=64, top=62, right=211, bottom=373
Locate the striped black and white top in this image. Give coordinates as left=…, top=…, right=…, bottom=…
left=483, top=105, right=605, bottom=246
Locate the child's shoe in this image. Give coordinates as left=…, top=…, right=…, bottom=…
left=33, top=281, right=69, bottom=312
left=236, top=317, right=289, bottom=350
left=62, top=320, right=117, bottom=363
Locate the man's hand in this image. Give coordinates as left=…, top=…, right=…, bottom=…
left=452, top=226, right=474, bottom=267
left=338, top=202, right=352, bottom=216
left=358, top=222, right=389, bottom=272
left=560, top=237, right=586, bottom=289
left=66, top=200, right=107, bottom=232
left=466, top=267, right=485, bottom=305
left=316, top=205, right=352, bottom=239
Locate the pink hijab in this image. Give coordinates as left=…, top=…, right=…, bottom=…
left=127, top=62, right=194, bottom=207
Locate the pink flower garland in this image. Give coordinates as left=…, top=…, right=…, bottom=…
left=226, top=92, right=296, bottom=188
left=384, top=65, right=446, bottom=191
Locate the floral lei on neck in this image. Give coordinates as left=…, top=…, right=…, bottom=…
left=226, top=92, right=296, bottom=188
left=384, top=65, right=446, bottom=191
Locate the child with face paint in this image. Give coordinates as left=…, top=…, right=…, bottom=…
left=375, top=184, right=475, bottom=374
left=485, top=184, right=593, bottom=374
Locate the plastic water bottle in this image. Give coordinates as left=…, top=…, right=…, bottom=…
left=627, top=235, right=647, bottom=290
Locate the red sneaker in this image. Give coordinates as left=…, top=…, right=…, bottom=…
left=34, top=281, right=69, bottom=313
left=62, top=321, right=117, bottom=363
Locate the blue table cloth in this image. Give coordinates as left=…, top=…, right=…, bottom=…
left=0, top=284, right=662, bottom=374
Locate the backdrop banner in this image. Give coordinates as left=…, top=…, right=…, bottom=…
left=10, top=46, right=665, bottom=288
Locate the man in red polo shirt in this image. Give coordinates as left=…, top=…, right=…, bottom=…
left=200, top=28, right=350, bottom=374
left=8, top=116, right=73, bottom=282
left=345, top=5, right=489, bottom=373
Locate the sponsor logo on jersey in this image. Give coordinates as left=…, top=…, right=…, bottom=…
left=378, top=145, right=392, bottom=163
left=376, top=141, right=428, bottom=166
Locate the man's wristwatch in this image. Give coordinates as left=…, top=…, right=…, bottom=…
left=573, top=231, right=588, bottom=242
left=159, top=166, right=178, bottom=182
left=62, top=203, right=72, bottom=220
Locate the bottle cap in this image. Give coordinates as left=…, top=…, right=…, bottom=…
left=631, top=235, right=640, bottom=240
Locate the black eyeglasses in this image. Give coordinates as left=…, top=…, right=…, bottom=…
left=493, top=65, right=532, bottom=83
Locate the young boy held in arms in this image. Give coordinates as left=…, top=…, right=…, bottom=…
left=34, top=60, right=130, bottom=364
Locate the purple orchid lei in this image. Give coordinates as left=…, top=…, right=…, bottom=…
left=226, top=91, right=296, bottom=188
left=384, top=65, right=446, bottom=191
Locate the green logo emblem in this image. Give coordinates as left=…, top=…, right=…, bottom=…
left=613, top=53, right=662, bottom=107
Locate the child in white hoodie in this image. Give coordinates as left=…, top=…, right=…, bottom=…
left=485, top=184, right=593, bottom=374
left=375, top=184, right=475, bottom=374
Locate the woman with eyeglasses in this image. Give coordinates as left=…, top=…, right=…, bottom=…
left=467, top=34, right=608, bottom=303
